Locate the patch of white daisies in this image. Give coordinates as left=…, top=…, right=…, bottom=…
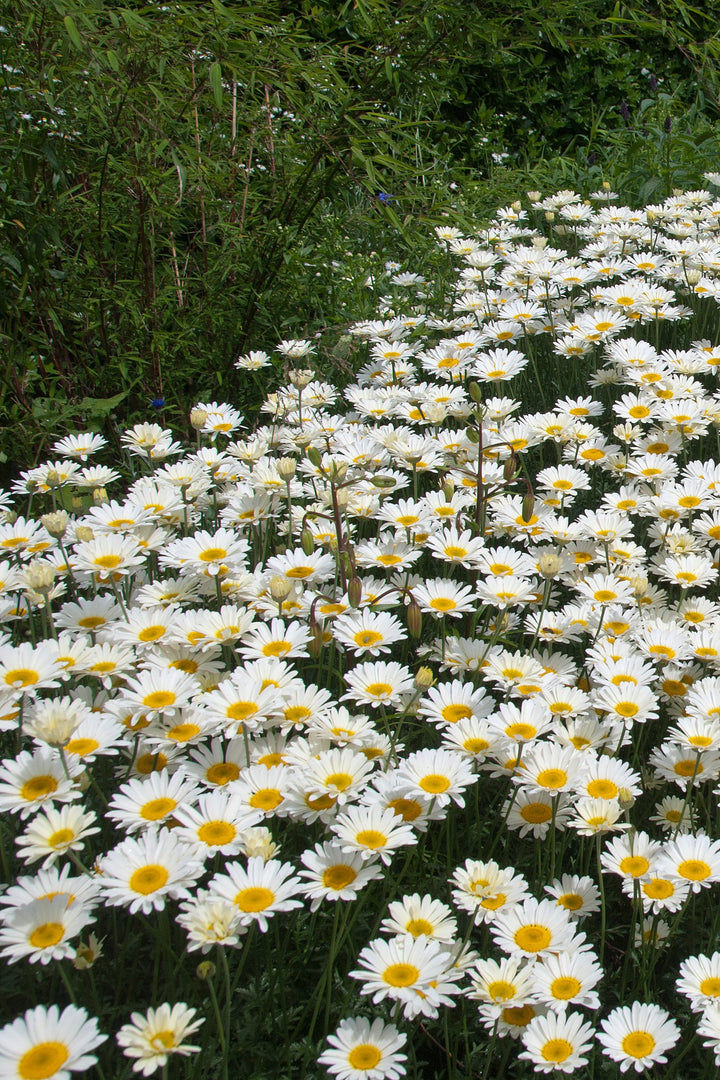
left=6, top=178, right=720, bottom=1077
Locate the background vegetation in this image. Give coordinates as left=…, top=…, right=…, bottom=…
left=1, top=0, right=719, bottom=473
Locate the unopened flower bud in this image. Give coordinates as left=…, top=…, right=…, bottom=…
left=334, top=486, right=350, bottom=509
left=330, top=461, right=349, bottom=484
left=466, top=427, right=479, bottom=444
left=24, top=560, right=56, bottom=594
left=407, top=598, right=422, bottom=639
left=532, top=236, right=548, bottom=250
left=370, top=475, right=397, bottom=490
left=269, top=575, right=293, bottom=602
left=288, top=368, right=314, bottom=389
left=414, top=666, right=435, bottom=690
left=537, top=552, right=563, bottom=579
left=306, top=446, right=322, bottom=468
left=442, top=479, right=454, bottom=501
left=277, top=457, right=297, bottom=480
left=503, top=454, right=517, bottom=482
left=511, top=200, right=522, bottom=213
left=630, top=574, right=648, bottom=598
left=300, top=528, right=315, bottom=556
left=308, top=618, right=324, bottom=657
left=347, top=576, right=362, bottom=608
left=92, top=487, right=108, bottom=505
left=4, top=510, right=17, bottom=525
left=41, top=510, right=69, bottom=538
left=74, top=526, right=95, bottom=542
left=239, top=825, right=280, bottom=861
left=468, top=381, right=483, bottom=403
left=196, top=961, right=216, bottom=981
left=686, top=268, right=701, bottom=285
left=545, top=211, right=555, bottom=223
left=45, top=470, right=60, bottom=487
left=190, top=407, right=208, bottom=430
left=521, top=492, right=536, bottom=523
left=618, top=787, right=635, bottom=810
left=527, top=190, right=541, bottom=202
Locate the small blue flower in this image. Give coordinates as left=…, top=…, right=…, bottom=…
left=151, top=398, right=165, bottom=409
left=377, top=192, right=394, bottom=204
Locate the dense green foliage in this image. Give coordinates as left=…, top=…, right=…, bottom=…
left=1, top=0, right=719, bottom=473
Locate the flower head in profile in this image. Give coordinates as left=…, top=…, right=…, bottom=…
left=116, top=1002, right=204, bottom=1076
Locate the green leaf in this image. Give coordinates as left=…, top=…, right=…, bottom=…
left=63, top=15, right=82, bottom=49
left=209, top=61, right=223, bottom=109
left=76, top=389, right=132, bottom=416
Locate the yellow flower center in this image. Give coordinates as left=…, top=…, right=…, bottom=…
left=444, top=546, right=467, bottom=559
left=388, top=798, right=422, bottom=821
left=441, top=704, right=472, bottom=723
left=550, top=976, right=581, bottom=1000
left=197, top=821, right=236, bottom=846
left=19, top=1043, right=69, bottom=1080
left=348, top=1046, right=382, bottom=1070
left=4, top=668, right=40, bottom=687
left=198, top=547, right=227, bottom=562
left=93, top=554, right=122, bottom=569
left=248, top=788, right=283, bottom=811
left=142, top=691, right=176, bottom=710
left=621, top=1031, right=655, bottom=1058
left=138, top=626, right=166, bottom=642
left=587, top=779, right=618, bottom=799
left=226, top=702, right=258, bottom=721
left=542, top=1039, right=573, bottom=1063
left=65, top=738, right=99, bottom=757
left=557, top=893, right=583, bottom=911
left=521, top=803, right=553, bottom=824
left=642, top=878, right=673, bottom=900
left=206, top=762, right=240, bottom=785
left=488, top=980, right=516, bottom=1002
left=355, top=830, right=387, bottom=849
left=619, top=856, right=650, bottom=877
left=419, top=774, right=451, bottom=794
left=506, top=723, right=537, bottom=741
left=406, top=918, right=434, bottom=937
left=429, top=597, right=457, bottom=612
left=677, top=859, right=711, bottom=881
left=167, top=724, right=201, bottom=743
left=136, top=752, right=168, bottom=774
left=700, top=977, right=720, bottom=997
left=501, top=1004, right=536, bottom=1026
left=20, top=775, right=58, bottom=801
left=514, top=924, right=551, bottom=952
left=365, top=682, right=393, bottom=698
left=354, top=630, right=384, bottom=648
left=129, top=864, right=169, bottom=895
left=262, top=641, right=291, bottom=657
left=535, top=769, right=567, bottom=789
left=322, top=864, right=357, bottom=890
left=234, top=886, right=275, bottom=912
left=140, top=797, right=177, bottom=821
left=325, top=772, right=354, bottom=792
left=29, top=922, right=64, bottom=949
left=383, top=963, right=419, bottom=987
